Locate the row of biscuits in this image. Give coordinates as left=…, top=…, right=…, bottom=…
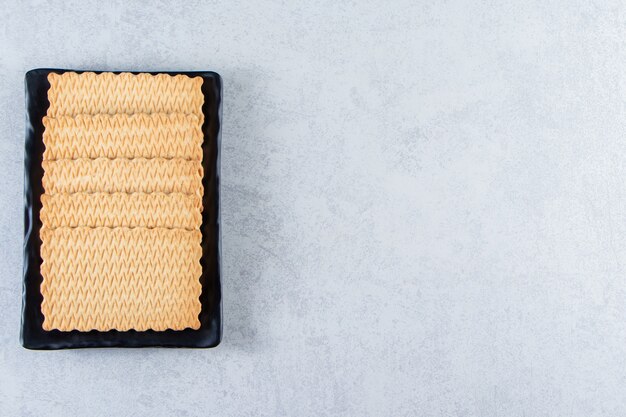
left=40, top=72, right=205, bottom=332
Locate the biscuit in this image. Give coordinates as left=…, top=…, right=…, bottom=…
left=47, top=72, right=204, bottom=117
left=42, top=113, right=203, bottom=160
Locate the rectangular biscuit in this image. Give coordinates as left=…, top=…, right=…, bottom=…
left=42, top=158, right=204, bottom=195
left=47, top=72, right=204, bottom=117
left=42, top=113, right=203, bottom=160
left=40, top=227, right=202, bottom=331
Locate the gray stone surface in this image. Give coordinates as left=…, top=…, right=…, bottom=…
left=1, top=0, right=626, bottom=415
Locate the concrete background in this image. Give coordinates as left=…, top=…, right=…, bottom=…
left=1, top=1, right=626, bottom=415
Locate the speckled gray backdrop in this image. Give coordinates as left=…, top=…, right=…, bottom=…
left=1, top=0, right=625, bottom=416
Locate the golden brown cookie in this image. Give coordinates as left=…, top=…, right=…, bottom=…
left=47, top=72, right=204, bottom=117
left=42, top=113, right=203, bottom=160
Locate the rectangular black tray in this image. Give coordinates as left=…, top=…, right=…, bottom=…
left=21, top=69, right=222, bottom=349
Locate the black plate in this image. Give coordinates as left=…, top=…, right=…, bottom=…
left=21, top=69, right=222, bottom=349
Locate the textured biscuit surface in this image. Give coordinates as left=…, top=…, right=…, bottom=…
left=42, top=113, right=203, bottom=160
left=40, top=192, right=202, bottom=230
left=42, top=157, right=204, bottom=195
left=47, top=72, right=204, bottom=117
left=40, top=227, right=202, bottom=332
left=40, top=71, right=204, bottom=332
